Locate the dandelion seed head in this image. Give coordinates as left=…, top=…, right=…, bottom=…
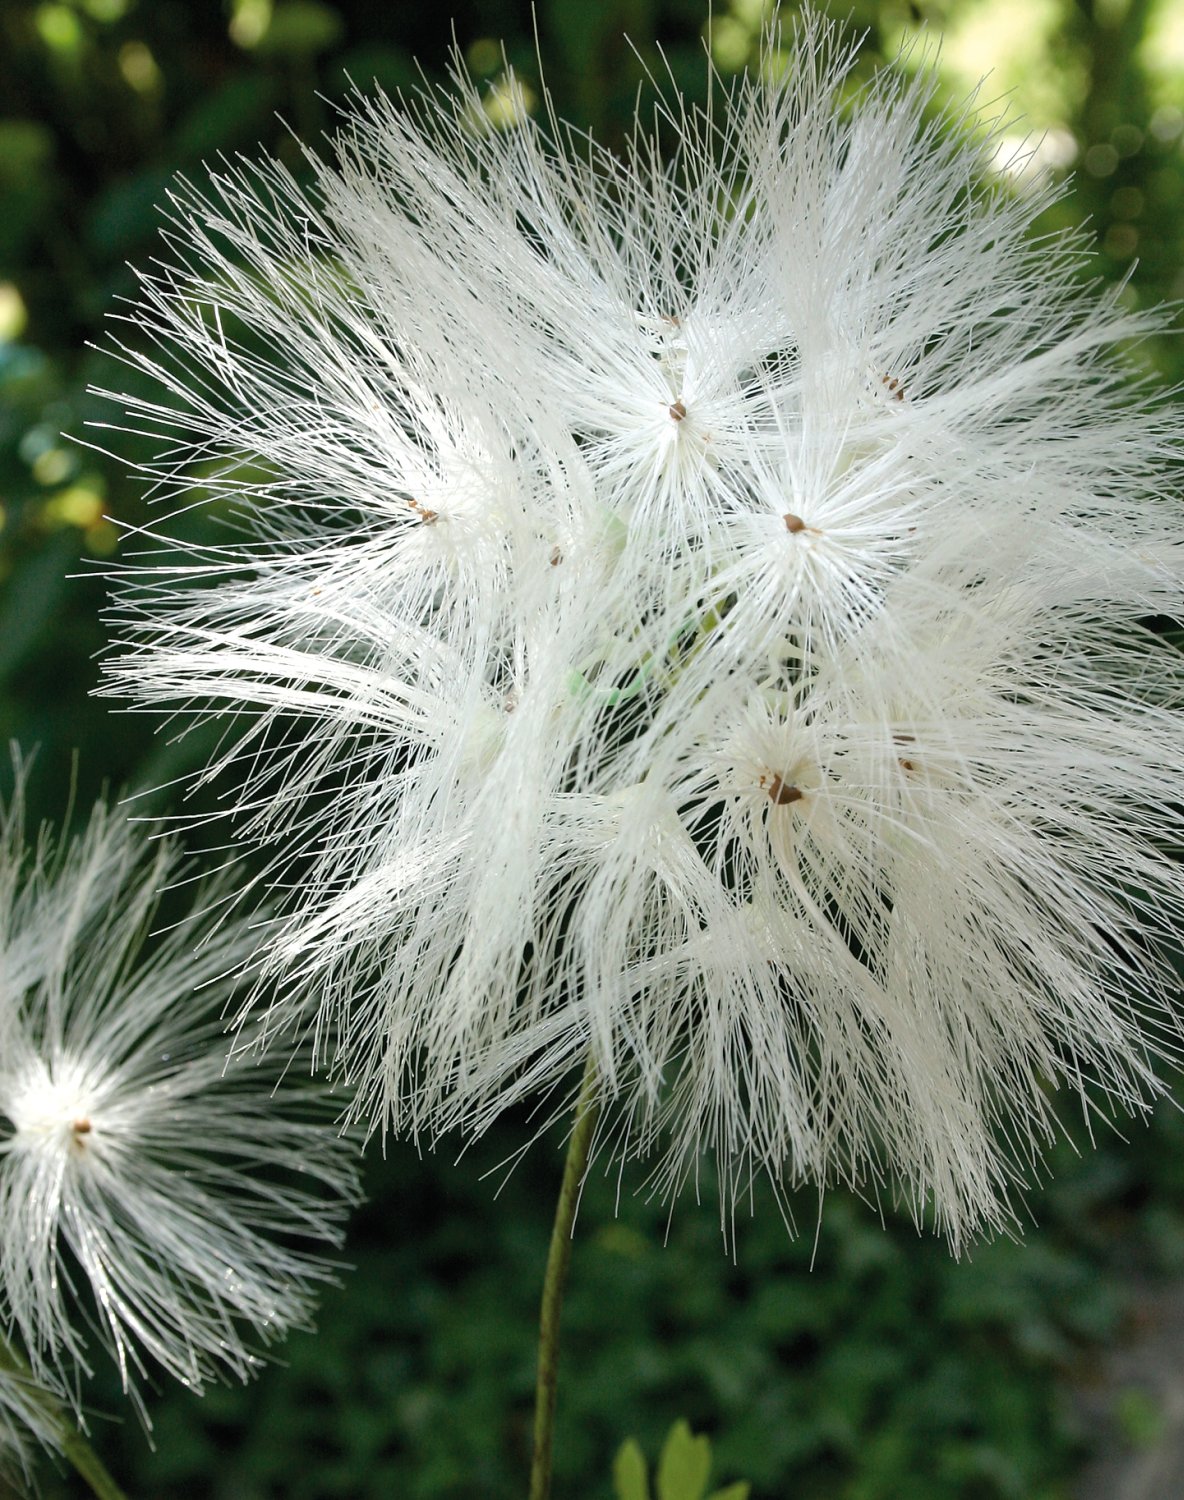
left=0, top=773, right=361, bottom=1416
left=95, top=12, right=1184, bottom=1250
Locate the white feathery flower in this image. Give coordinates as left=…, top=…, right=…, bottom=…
left=96, top=15, right=1184, bottom=1248
left=0, top=774, right=360, bottom=1417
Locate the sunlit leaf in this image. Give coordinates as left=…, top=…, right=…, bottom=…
left=657, top=1420, right=712, bottom=1500
left=613, top=1437, right=650, bottom=1500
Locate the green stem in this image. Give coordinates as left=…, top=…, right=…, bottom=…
left=528, top=1054, right=599, bottom=1500
left=0, top=1337, right=130, bottom=1500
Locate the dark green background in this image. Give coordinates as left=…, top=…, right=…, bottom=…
left=1, top=1, right=1183, bottom=1495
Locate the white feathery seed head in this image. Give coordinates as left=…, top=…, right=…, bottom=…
left=0, top=767, right=361, bottom=1418
left=95, top=14, right=1184, bottom=1250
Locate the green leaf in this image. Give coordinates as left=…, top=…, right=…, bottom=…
left=657, top=1420, right=712, bottom=1500
left=613, top=1437, right=650, bottom=1500
left=707, top=1486, right=751, bottom=1500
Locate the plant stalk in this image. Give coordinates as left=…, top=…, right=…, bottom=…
left=0, top=1336, right=130, bottom=1500
left=528, top=1054, right=599, bottom=1500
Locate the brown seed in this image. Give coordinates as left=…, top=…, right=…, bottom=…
left=72, top=1119, right=92, bottom=1135
left=408, top=499, right=439, bottom=525
left=766, top=773, right=804, bottom=806
left=783, top=513, right=807, bottom=534
left=880, top=373, right=906, bottom=401
left=894, top=733, right=916, bottom=772
left=669, top=399, right=687, bottom=422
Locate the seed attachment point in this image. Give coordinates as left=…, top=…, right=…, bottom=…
left=762, top=772, right=804, bottom=807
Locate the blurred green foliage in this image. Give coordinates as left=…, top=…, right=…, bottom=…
left=2, top=0, right=1183, bottom=1496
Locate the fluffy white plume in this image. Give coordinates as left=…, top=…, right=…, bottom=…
left=0, top=769, right=360, bottom=1418
left=96, top=16, right=1184, bottom=1248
